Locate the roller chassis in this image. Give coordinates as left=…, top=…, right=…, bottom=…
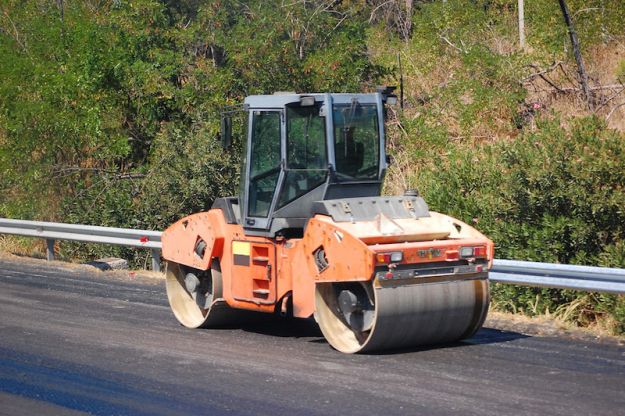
left=162, top=196, right=493, bottom=353
left=161, top=91, right=494, bottom=353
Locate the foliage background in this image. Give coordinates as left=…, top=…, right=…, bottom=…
left=1, top=0, right=625, bottom=333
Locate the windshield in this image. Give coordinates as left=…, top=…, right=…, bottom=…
left=333, top=102, right=379, bottom=180
left=276, top=105, right=328, bottom=209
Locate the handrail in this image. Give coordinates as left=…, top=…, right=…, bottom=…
left=490, top=259, right=625, bottom=294
left=0, top=218, right=162, bottom=271
left=2, top=217, right=625, bottom=293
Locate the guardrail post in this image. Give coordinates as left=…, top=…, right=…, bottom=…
left=46, top=239, right=55, bottom=261
left=151, top=249, right=161, bottom=272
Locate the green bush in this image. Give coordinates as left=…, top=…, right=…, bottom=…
left=412, top=115, right=625, bottom=332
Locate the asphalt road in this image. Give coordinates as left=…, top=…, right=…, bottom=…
left=0, top=256, right=624, bottom=416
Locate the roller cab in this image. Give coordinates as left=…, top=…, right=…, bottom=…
left=161, top=90, right=494, bottom=353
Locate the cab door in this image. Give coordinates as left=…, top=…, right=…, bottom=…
left=242, top=110, right=284, bottom=230
left=231, top=109, right=282, bottom=306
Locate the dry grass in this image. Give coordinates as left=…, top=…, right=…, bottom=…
left=491, top=289, right=625, bottom=338
left=0, top=235, right=47, bottom=258
left=486, top=309, right=625, bottom=345
left=524, top=40, right=625, bottom=131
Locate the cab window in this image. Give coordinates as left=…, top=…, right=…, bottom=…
left=333, top=103, right=379, bottom=180
left=248, top=111, right=281, bottom=217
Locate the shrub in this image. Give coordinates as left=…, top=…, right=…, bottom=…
left=411, top=115, right=625, bottom=332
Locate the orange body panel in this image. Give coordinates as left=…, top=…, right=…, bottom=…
left=161, top=209, right=494, bottom=319
left=161, top=211, right=226, bottom=271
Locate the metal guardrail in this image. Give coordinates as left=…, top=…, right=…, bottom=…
left=0, top=218, right=163, bottom=272
left=490, top=259, right=625, bottom=294
left=1, top=218, right=625, bottom=293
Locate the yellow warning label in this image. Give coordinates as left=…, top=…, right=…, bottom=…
left=232, top=241, right=251, bottom=256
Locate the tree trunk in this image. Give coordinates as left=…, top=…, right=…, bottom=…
left=56, top=0, right=64, bottom=24
left=558, top=0, right=593, bottom=110
left=404, top=0, right=413, bottom=40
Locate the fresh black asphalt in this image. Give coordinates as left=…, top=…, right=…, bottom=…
left=0, top=256, right=624, bottom=415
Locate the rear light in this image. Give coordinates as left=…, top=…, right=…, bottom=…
left=376, top=253, right=389, bottom=263
left=473, top=246, right=487, bottom=257
left=376, top=251, right=403, bottom=264
left=460, top=245, right=487, bottom=258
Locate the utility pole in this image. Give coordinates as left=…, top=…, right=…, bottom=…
left=558, top=0, right=592, bottom=110
left=518, top=0, right=526, bottom=50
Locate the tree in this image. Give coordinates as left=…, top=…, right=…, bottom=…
left=368, top=0, right=415, bottom=40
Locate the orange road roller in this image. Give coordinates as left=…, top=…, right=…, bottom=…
left=162, top=90, right=494, bottom=353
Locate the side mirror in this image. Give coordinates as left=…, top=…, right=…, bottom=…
left=220, top=116, right=232, bottom=149
left=385, top=155, right=394, bottom=166
left=377, top=85, right=398, bottom=106
left=385, top=96, right=398, bottom=106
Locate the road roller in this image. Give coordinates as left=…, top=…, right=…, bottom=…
left=161, top=89, right=494, bottom=353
